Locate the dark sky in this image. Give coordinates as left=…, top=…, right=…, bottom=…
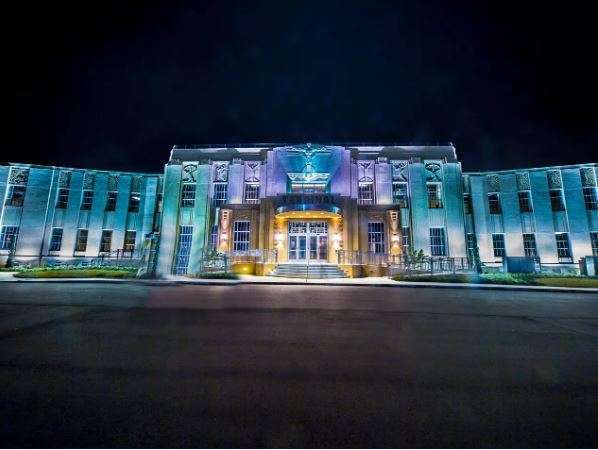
left=8, top=0, right=597, bottom=173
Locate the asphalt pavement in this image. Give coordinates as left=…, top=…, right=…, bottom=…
left=0, top=283, right=597, bottom=447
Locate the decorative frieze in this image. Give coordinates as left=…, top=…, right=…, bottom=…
left=131, top=176, right=142, bottom=193
left=182, top=164, right=198, bottom=182
left=580, top=167, right=596, bottom=187
left=516, top=172, right=530, bottom=191
left=547, top=170, right=562, bottom=189
left=486, top=174, right=500, bottom=192
left=83, top=172, right=96, bottom=190
left=357, top=161, right=374, bottom=182
left=8, top=167, right=29, bottom=185
left=244, top=162, right=260, bottom=182
left=214, top=162, right=229, bottom=182
left=391, top=160, right=409, bottom=181
left=424, top=162, right=442, bottom=182
left=58, top=171, right=72, bottom=188
left=108, top=174, right=119, bottom=191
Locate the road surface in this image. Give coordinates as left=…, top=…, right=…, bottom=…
left=1, top=282, right=597, bottom=447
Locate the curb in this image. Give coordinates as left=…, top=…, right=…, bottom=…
left=2, top=276, right=598, bottom=293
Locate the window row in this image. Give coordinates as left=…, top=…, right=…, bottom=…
left=366, top=223, right=446, bottom=256
left=180, top=182, right=261, bottom=208
left=487, top=232, right=585, bottom=260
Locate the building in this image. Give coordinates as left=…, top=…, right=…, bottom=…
left=1, top=143, right=596, bottom=277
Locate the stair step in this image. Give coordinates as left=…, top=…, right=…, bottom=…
left=271, top=263, right=347, bottom=279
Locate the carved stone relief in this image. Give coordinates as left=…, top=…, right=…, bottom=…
left=108, top=174, right=119, bottom=191
left=424, top=162, right=442, bottom=182
left=391, top=161, right=409, bottom=181
left=214, top=163, right=229, bottom=182
left=516, top=172, right=530, bottom=191
left=358, top=161, right=374, bottom=182
left=244, top=162, right=260, bottom=182
left=8, top=167, right=29, bottom=185
left=486, top=174, right=500, bottom=192
left=58, top=171, right=71, bottom=189
left=83, top=172, right=96, bottom=190
left=182, top=164, right=198, bottom=182
left=547, top=170, right=562, bottom=189
left=580, top=167, right=596, bottom=187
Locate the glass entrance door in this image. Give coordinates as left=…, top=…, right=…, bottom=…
left=288, top=221, right=328, bottom=263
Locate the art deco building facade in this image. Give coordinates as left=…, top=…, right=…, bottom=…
left=1, top=143, right=596, bottom=277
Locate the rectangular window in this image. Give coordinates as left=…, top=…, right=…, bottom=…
left=401, top=226, right=410, bottom=255
left=244, top=183, right=260, bottom=204
left=591, top=232, right=598, bottom=257
left=427, top=183, right=443, bottom=208
left=56, top=189, right=69, bottom=209
left=124, top=230, right=136, bottom=252
left=392, top=182, right=409, bottom=208
left=5, top=185, right=26, bottom=207
left=213, top=182, right=228, bottom=206
left=173, top=225, right=193, bottom=275
left=100, top=230, right=113, bottom=253
left=75, top=229, right=88, bottom=252
left=466, top=233, right=477, bottom=258
left=233, top=221, right=251, bottom=252
left=128, top=192, right=141, bottom=212
left=583, top=187, right=598, bottom=210
left=49, top=228, right=63, bottom=251
left=358, top=182, right=375, bottom=205
left=80, top=190, right=94, bottom=210
left=367, top=222, right=385, bottom=253
left=209, top=224, right=219, bottom=249
left=550, top=189, right=565, bottom=211
left=463, top=194, right=472, bottom=214
left=180, top=183, right=196, bottom=208
left=555, top=233, right=571, bottom=259
left=0, top=226, right=19, bottom=250
left=492, top=233, right=505, bottom=258
left=105, top=192, right=118, bottom=211
left=429, top=227, right=446, bottom=256
left=523, top=233, right=537, bottom=257
left=488, top=193, right=501, bottom=214
left=518, top=191, right=533, bottom=212
left=291, top=183, right=326, bottom=193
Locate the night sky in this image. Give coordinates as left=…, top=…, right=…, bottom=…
left=9, top=0, right=597, bottom=173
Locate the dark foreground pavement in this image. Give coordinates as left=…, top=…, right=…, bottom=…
left=0, top=283, right=597, bottom=447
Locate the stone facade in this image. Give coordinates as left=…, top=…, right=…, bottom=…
left=0, top=144, right=596, bottom=276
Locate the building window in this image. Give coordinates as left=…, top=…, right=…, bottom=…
left=181, top=183, right=196, bottom=208
left=368, top=222, right=385, bottom=253
left=358, top=182, right=375, bottom=205
left=550, top=189, right=565, bottom=211
left=466, top=233, right=477, bottom=258
left=488, top=193, right=501, bottom=214
left=49, top=228, right=63, bottom=251
left=244, top=183, right=260, bottom=204
left=429, top=227, right=446, bottom=256
left=392, top=182, right=409, bottom=208
left=80, top=190, right=94, bottom=210
left=463, top=194, right=473, bottom=214
left=100, top=230, right=113, bottom=253
left=233, top=221, right=251, bottom=252
left=583, top=187, right=598, bottom=210
left=518, top=191, right=533, bottom=213
left=156, top=192, right=163, bottom=213
left=213, top=182, right=228, bottom=206
left=427, top=183, right=443, bottom=208
left=5, top=185, right=26, bottom=207
left=401, top=226, right=410, bottom=255
left=291, top=183, right=326, bottom=193
left=555, top=233, right=571, bottom=259
left=128, top=192, right=141, bottom=212
left=56, top=189, right=69, bottom=209
left=173, top=225, right=193, bottom=275
left=492, top=233, right=505, bottom=258
left=523, top=233, right=537, bottom=257
left=209, top=224, right=219, bottom=249
left=105, top=192, right=118, bottom=211
left=0, top=226, right=19, bottom=250
left=124, top=230, right=136, bottom=253
left=75, top=229, right=88, bottom=252
left=591, top=232, right=598, bottom=256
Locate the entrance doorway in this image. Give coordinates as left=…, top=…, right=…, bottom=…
left=288, top=221, right=328, bottom=263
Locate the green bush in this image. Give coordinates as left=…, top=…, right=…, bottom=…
left=14, top=267, right=137, bottom=279
left=392, top=272, right=598, bottom=287
left=192, top=271, right=239, bottom=280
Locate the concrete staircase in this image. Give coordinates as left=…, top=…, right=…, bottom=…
left=271, top=263, right=347, bottom=279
